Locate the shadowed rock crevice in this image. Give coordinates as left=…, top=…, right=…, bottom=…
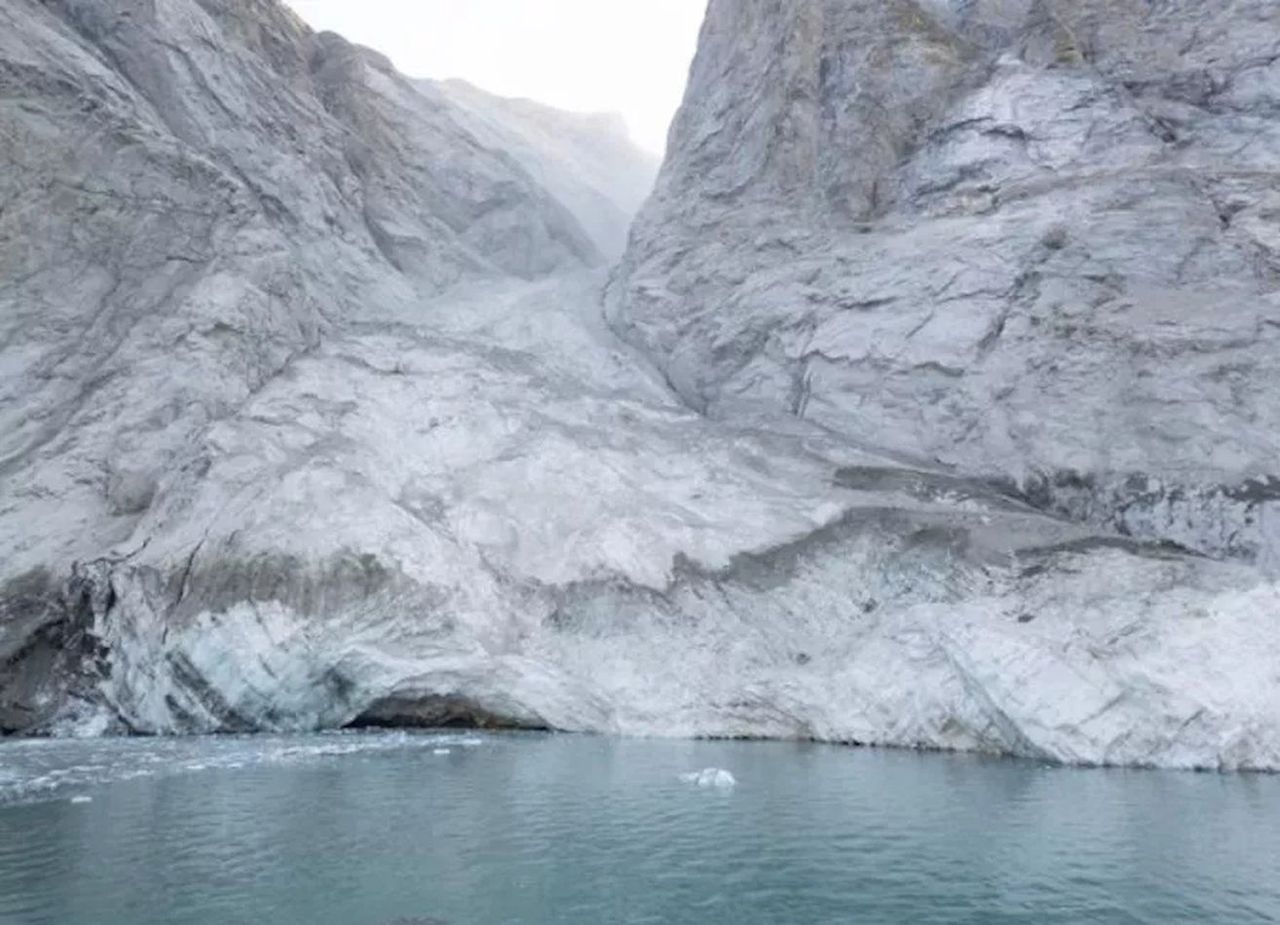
left=0, top=564, right=119, bottom=735
left=346, top=697, right=551, bottom=732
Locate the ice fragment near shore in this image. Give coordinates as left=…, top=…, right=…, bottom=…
left=679, top=768, right=736, bottom=788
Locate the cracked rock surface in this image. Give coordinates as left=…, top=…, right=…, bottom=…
left=2, top=0, right=1279, bottom=771
left=609, top=0, right=1280, bottom=570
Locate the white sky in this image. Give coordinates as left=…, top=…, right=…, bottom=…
left=284, top=1, right=706, bottom=155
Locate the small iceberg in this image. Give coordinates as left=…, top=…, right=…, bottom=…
left=433, top=748, right=452, bottom=756
left=69, top=795, right=92, bottom=804
left=679, top=767, right=736, bottom=788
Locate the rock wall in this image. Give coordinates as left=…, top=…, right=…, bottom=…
left=1, top=0, right=600, bottom=581
left=608, top=0, right=1280, bottom=569
left=0, top=0, right=600, bottom=733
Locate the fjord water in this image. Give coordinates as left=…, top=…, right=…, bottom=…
left=1, top=733, right=1277, bottom=925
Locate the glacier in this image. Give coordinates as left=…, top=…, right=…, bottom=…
left=1, top=0, right=1278, bottom=772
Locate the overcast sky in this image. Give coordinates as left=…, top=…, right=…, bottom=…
left=284, top=0, right=706, bottom=154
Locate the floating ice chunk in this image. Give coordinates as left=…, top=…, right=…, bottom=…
left=678, top=767, right=736, bottom=788
left=69, top=795, right=92, bottom=804
left=433, top=748, right=452, bottom=756
left=707, top=769, right=736, bottom=788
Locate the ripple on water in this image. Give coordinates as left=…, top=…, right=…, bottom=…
left=0, top=730, right=489, bottom=806
left=0, top=734, right=1277, bottom=925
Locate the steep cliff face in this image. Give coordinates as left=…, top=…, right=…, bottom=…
left=0, top=0, right=597, bottom=578
left=2, top=0, right=1278, bottom=771
left=428, top=79, right=660, bottom=260
left=609, top=0, right=1280, bottom=569
left=0, top=0, right=598, bottom=731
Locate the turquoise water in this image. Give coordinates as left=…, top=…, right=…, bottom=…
left=1, top=732, right=1277, bottom=924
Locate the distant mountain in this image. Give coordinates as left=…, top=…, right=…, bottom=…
left=425, top=78, right=659, bottom=260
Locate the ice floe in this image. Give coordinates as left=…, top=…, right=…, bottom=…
left=679, top=768, right=736, bottom=788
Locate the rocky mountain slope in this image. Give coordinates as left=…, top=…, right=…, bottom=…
left=2, top=0, right=1278, bottom=771
left=609, top=0, right=1280, bottom=571
left=1, top=0, right=603, bottom=577
left=427, top=78, right=659, bottom=260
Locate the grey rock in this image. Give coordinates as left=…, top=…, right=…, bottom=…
left=0, top=0, right=599, bottom=580
left=426, top=78, right=659, bottom=260
left=608, top=0, right=1280, bottom=570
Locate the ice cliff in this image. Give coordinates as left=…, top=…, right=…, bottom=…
left=2, top=0, right=1278, bottom=772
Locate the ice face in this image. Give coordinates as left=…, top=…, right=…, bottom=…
left=1, top=0, right=1278, bottom=772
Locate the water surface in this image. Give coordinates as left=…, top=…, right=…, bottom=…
left=1, top=732, right=1277, bottom=924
